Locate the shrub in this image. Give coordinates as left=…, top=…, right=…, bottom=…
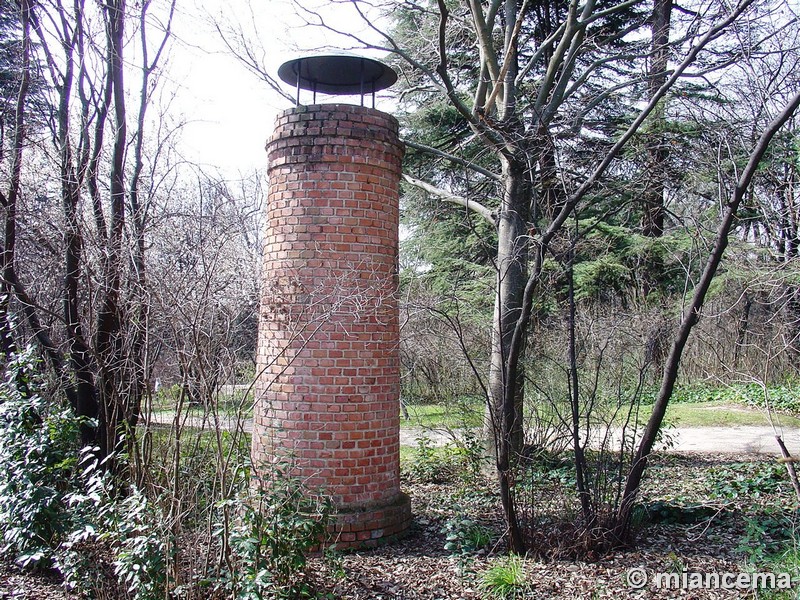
left=0, top=347, right=170, bottom=597
left=58, top=451, right=171, bottom=599
left=405, top=433, right=488, bottom=485
left=112, top=488, right=171, bottom=599
left=405, top=436, right=457, bottom=483
left=217, top=463, right=332, bottom=599
left=0, top=346, right=84, bottom=568
left=442, top=513, right=492, bottom=555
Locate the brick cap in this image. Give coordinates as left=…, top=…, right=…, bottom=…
left=275, top=103, right=399, bottom=127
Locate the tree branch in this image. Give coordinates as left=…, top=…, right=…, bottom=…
left=403, top=174, right=496, bottom=226
left=213, top=4, right=295, bottom=104
left=483, top=0, right=530, bottom=115
left=546, top=0, right=757, bottom=242
left=402, top=139, right=501, bottom=181
left=501, top=0, right=759, bottom=430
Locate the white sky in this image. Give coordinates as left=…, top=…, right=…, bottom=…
left=165, top=0, right=293, bottom=175
left=161, top=0, right=392, bottom=177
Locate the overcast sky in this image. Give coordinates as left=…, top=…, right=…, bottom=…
left=164, top=0, right=293, bottom=176
left=161, top=0, right=391, bottom=177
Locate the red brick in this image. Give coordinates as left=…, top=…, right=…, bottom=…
left=254, top=104, right=409, bottom=549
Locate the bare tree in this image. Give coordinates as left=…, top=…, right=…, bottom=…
left=614, top=90, right=800, bottom=540
left=1, top=0, right=176, bottom=471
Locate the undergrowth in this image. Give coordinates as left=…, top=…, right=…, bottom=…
left=0, top=347, right=330, bottom=599
left=643, top=382, right=800, bottom=414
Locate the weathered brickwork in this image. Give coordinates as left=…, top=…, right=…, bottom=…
left=253, top=104, right=411, bottom=548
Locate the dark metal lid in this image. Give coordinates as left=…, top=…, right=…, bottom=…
left=278, top=54, right=398, bottom=95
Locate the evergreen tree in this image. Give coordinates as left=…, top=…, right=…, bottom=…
left=0, top=1, right=46, bottom=156
left=377, top=0, right=800, bottom=551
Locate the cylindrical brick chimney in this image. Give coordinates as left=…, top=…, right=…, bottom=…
left=253, top=104, right=411, bottom=548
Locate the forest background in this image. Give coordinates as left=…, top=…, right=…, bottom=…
left=0, top=0, right=799, bottom=597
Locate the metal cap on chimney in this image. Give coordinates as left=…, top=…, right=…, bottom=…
left=278, top=53, right=398, bottom=107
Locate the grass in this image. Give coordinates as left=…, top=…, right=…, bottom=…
left=479, top=556, right=528, bottom=599
left=143, top=425, right=251, bottom=472
left=518, top=397, right=799, bottom=433
left=144, top=384, right=800, bottom=453
left=399, top=444, right=416, bottom=465
left=149, top=386, right=254, bottom=418
left=402, top=399, right=484, bottom=429
left=662, top=401, right=800, bottom=428
left=146, top=398, right=800, bottom=432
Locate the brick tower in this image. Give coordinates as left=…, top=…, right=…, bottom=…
left=253, top=101, right=411, bottom=548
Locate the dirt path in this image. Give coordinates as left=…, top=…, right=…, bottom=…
left=401, top=425, right=800, bottom=455
left=656, top=425, right=800, bottom=455
left=147, top=411, right=800, bottom=455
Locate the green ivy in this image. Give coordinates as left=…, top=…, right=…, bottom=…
left=642, top=382, right=800, bottom=414
left=442, top=513, right=492, bottom=555
left=708, top=462, right=787, bottom=500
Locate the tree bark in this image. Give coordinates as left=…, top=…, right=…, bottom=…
left=487, top=156, right=530, bottom=458
left=0, top=0, right=31, bottom=362
left=489, top=153, right=531, bottom=555
left=776, top=436, right=800, bottom=503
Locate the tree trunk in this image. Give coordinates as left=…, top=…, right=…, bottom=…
left=488, top=154, right=531, bottom=554
left=0, top=0, right=31, bottom=362
left=641, top=0, right=672, bottom=238
left=567, top=238, right=593, bottom=524
left=487, top=156, right=530, bottom=457
left=95, top=0, right=128, bottom=465
left=733, top=291, right=752, bottom=369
